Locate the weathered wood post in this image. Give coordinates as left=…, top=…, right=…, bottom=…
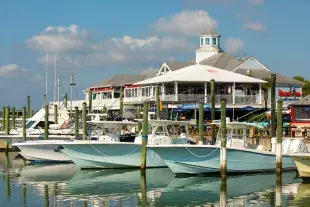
left=22, top=184, right=27, bottom=206
left=141, top=102, right=148, bottom=170
left=5, top=106, right=10, bottom=135
left=27, top=95, right=31, bottom=118
left=82, top=102, right=87, bottom=140
left=119, top=87, right=124, bottom=118
left=137, top=106, right=142, bottom=133
left=103, top=105, right=107, bottom=121
left=88, top=91, right=92, bottom=111
left=271, top=73, right=276, bottom=137
left=2, top=107, right=5, bottom=131
left=198, top=102, right=204, bottom=145
left=220, top=176, right=227, bottom=207
left=140, top=170, right=147, bottom=207
left=64, top=93, right=68, bottom=108
left=54, top=104, right=58, bottom=124
left=12, top=107, right=16, bottom=129
left=22, top=107, right=26, bottom=141
left=220, top=98, right=227, bottom=178
left=74, top=106, right=79, bottom=138
left=210, top=79, right=216, bottom=144
left=44, top=104, right=49, bottom=140
left=156, top=85, right=160, bottom=120
left=276, top=99, right=283, bottom=174
left=4, top=170, right=11, bottom=200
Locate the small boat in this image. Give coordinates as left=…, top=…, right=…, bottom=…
left=291, top=153, right=310, bottom=181
left=13, top=120, right=137, bottom=163
left=60, top=120, right=194, bottom=169
left=148, top=122, right=306, bottom=175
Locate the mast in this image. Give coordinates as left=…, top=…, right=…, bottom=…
left=45, top=53, right=49, bottom=104
left=54, top=54, right=57, bottom=102
left=70, top=74, right=76, bottom=110
left=57, top=77, right=61, bottom=106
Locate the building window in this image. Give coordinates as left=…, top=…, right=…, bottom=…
left=200, top=38, right=203, bottom=45
left=212, top=38, right=217, bottom=45
left=205, top=38, right=210, bottom=45
left=295, top=107, right=310, bottom=121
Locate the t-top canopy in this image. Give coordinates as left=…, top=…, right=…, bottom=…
left=134, top=64, right=266, bottom=85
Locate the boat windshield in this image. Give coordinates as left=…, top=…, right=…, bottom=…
left=26, top=121, right=36, bottom=129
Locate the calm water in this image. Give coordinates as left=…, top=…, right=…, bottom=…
left=0, top=152, right=309, bottom=207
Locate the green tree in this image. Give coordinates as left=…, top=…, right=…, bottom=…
left=293, top=76, right=310, bottom=97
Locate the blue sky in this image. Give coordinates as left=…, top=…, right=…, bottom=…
left=0, top=0, right=309, bottom=109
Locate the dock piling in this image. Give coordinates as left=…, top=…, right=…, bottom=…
left=140, top=170, right=147, bottom=207
left=198, top=102, right=204, bottom=145
left=22, top=107, right=26, bottom=141
left=12, top=107, right=16, bottom=129
left=271, top=73, right=276, bottom=137
left=141, top=102, right=148, bottom=170
left=276, top=99, right=283, bottom=174
left=137, top=106, right=142, bottom=133
left=64, top=93, right=68, bottom=108
left=276, top=173, right=282, bottom=207
left=27, top=95, right=31, bottom=118
left=220, top=98, right=227, bottom=178
left=44, top=104, right=49, bottom=140
left=54, top=104, right=58, bottom=124
left=156, top=85, right=160, bottom=120
left=74, top=106, right=79, bottom=138
left=82, top=102, right=87, bottom=140
left=88, top=92, right=92, bottom=111
left=103, top=105, right=107, bottom=121
left=2, top=107, right=5, bottom=131
left=119, top=87, right=124, bottom=118
left=210, top=79, right=216, bottom=143
left=5, top=106, right=10, bottom=135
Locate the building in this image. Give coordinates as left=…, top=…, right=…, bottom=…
left=289, top=95, right=310, bottom=137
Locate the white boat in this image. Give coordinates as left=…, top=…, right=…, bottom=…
left=290, top=153, right=310, bottom=181
left=148, top=122, right=306, bottom=174
left=60, top=120, right=194, bottom=169
left=12, top=120, right=137, bottom=163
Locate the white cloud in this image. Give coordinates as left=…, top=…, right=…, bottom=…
left=111, top=35, right=160, bottom=50
left=248, top=0, right=264, bottom=6
left=224, top=38, right=244, bottom=55
left=0, top=64, right=22, bottom=77
left=243, top=22, right=267, bottom=32
left=29, top=74, right=43, bottom=82
left=152, top=10, right=218, bottom=36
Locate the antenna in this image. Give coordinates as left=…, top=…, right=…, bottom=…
left=70, top=74, right=76, bottom=110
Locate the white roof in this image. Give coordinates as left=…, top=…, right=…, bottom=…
left=135, top=64, right=266, bottom=85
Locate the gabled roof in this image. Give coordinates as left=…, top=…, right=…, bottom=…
left=234, top=69, right=303, bottom=86
left=135, top=64, right=266, bottom=85
left=165, top=62, right=195, bottom=71
left=89, top=74, right=148, bottom=88
left=201, top=29, right=220, bottom=37
left=289, top=95, right=310, bottom=106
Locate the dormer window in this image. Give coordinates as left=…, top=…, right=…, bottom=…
left=212, top=38, right=217, bottom=46
left=205, top=38, right=210, bottom=45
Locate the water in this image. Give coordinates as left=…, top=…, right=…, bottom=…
left=0, top=152, right=308, bottom=207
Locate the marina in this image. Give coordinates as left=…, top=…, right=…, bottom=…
left=1, top=1, right=310, bottom=206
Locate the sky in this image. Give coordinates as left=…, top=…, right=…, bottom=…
left=0, top=0, right=309, bottom=109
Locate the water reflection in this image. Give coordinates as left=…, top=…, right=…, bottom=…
left=290, top=182, right=310, bottom=206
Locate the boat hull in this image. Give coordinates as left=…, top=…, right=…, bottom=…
left=14, top=141, right=72, bottom=163
left=61, top=142, right=166, bottom=169
left=149, top=145, right=296, bottom=174
left=292, top=154, right=310, bottom=180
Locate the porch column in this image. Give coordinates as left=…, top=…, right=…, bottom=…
left=174, top=81, right=178, bottom=101
left=232, top=82, right=236, bottom=105
left=162, top=83, right=165, bottom=100
left=204, top=82, right=208, bottom=103
left=259, top=83, right=262, bottom=104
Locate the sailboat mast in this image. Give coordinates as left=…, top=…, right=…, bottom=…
left=54, top=54, right=57, bottom=102
left=57, top=77, right=61, bottom=105
left=70, top=74, right=76, bottom=110
left=45, top=53, right=49, bottom=104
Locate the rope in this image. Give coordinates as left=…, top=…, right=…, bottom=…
left=185, top=146, right=219, bottom=158
left=90, top=144, right=140, bottom=157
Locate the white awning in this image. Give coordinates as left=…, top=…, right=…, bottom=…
left=134, top=64, right=267, bottom=85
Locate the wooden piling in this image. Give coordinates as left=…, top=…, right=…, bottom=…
left=198, top=102, right=204, bottom=145
left=12, top=107, right=16, bottom=129
left=4, top=170, right=11, bottom=200
left=2, top=107, right=5, bottom=131
left=4, top=140, right=9, bottom=154
left=82, top=102, right=87, bottom=140
left=5, top=106, right=10, bottom=135
left=54, top=104, right=58, bottom=124
left=276, top=173, right=282, bottom=207
left=119, top=87, right=124, bottom=118
left=22, top=184, right=27, bottom=205
left=27, top=95, right=31, bottom=118
left=220, top=177, right=227, bottom=207
left=137, top=106, right=142, bottom=133
left=44, top=104, right=49, bottom=140
left=44, top=184, right=49, bottom=207
left=141, top=102, right=148, bottom=170
left=103, top=105, right=107, bottom=121
left=22, top=107, right=26, bottom=141
left=220, top=98, right=227, bottom=178
left=210, top=79, right=216, bottom=144
left=74, top=106, right=79, bottom=138
left=88, top=91, right=92, bottom=111
left=271, top=73, right=276, bottom=137
left=276, top=99, right=283, bottom=174
left=156, top=85, right=160, bottom=120
left=64, top=93, right=68, bottom=108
